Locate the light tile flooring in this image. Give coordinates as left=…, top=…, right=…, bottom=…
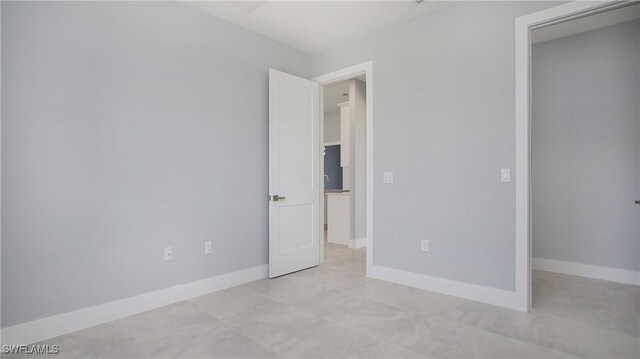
left=23, top=243, right=640, bottom=358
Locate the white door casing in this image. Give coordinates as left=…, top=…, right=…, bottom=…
left=268, top=69, right=320, bottom=278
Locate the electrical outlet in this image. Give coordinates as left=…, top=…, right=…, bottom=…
left=501, top=168, right=511, bottom=183
left=204, top=241, right=212, bottom=255
left=421, top=239, right=429, bottom=252
left=164, top=247, right=173, bottom=261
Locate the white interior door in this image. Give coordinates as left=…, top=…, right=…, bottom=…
left=269, top=69, right=320, bottom=278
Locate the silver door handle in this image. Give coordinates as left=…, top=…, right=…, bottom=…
left=635, top=200, right=640, bottom=205
left=270, top=195, right=286, bottom=201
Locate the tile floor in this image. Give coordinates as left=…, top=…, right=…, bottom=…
left=20, top=242, right=640, bottom=358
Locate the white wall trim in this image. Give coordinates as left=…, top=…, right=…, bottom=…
left=0, top=265, right=268, bottom=346
left=349, top=237, right=366, bottom=249
left=533, top=258, right=640, bottom=286
left=313, top=61, right=373, bottom=278
left=324, top=141, right=341, bottom=146
left=369, top=265, right=521, bottom=310
left=515, top=0, right=621, bottom=313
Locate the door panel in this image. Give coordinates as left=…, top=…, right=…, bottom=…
left=278, top=82, right=314, bottom=191
left=278, top=204, right=313, bottom=252
left=269, top=69, right=320, bottom=278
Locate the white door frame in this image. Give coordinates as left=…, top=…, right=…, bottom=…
left=515, top=0, right=626, bottom=312
left=313, top=61, right=373, bottom=276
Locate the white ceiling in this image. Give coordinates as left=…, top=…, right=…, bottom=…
left=184, top=1, right=451, bottom=54
left=532, top=3, right=640, bottom=44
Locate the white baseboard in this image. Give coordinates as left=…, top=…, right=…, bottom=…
left=368, top=264, right=522, bottom=311
left=349, top=237, right=366, bottom=249
left=532, top=257, right=640, bottom=286
left=1, top=265, right=268, bottom=346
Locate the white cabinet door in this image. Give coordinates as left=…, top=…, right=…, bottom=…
left=327, top=193, right=350, bottom=246
left=268, top=69, right=320, bottom=278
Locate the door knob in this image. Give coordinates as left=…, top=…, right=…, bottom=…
left=270, top=195, right=286, bottom=201
left=635, top=200, right=640, bottom=205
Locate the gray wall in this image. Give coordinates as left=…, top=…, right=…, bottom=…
left=348, top=79, right=367, bottom=242
left=312, top=1, right=560, bottom=291
left=324, top=112, right=340, bottom=143
left=1, top=1, right=310, bottom=327
left=531, top=21, right=640, bottom=271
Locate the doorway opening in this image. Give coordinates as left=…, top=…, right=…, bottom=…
left=529, top=4, right=640, bottom=315
left=314, top=62, right=373, bottom=277
left=320, top=77, right=367, bottom=275
left=515, top=1, right=640, bottom=312
left=267, top=62, right=373, bottom=279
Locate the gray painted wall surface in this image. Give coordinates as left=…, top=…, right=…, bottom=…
left=324, top=111, right=340, bottom=143
left=1, top=1, right=310, bottom=327
left=348, top=79, right=367, bottom=242
left=312, top=1, right=561, bottom=291
left=531, top=21, right=640, bottom=271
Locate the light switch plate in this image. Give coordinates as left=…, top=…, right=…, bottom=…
left=164, top=247, right=173, bottom=261
left=383, top=172, right=394, bottom=183
left=501, top=169, right=510, bottom=183
left=421, top=239, right=429, bottom=252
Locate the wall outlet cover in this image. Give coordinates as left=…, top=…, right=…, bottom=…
left=501, top=168, right=511, bottom=183
left=421, top=239, right=429, bottom=252
left=204, top=241, right=213, bottom=255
